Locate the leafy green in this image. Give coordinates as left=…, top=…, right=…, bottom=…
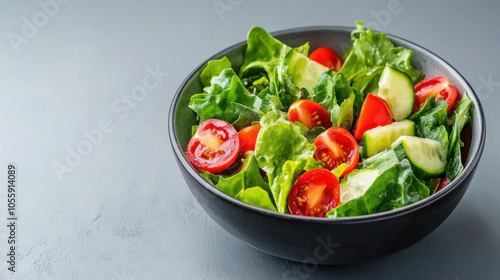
left=339, top=21, right=424, bottom=94
left=200, top=57, right=232, bottom=87
left=199, top=170, right=220, bottom=185
left=231, top=103, right=264, bottom=131
left=446, top=93, right=473, bottom=180
left=409, top=97, right=449, bottom=151
left=327, top=158, right=429, bottom=217
left=189, top=58, right=262, bottom=123
left=254, top=111, right=321, bottom=213
left=214, top=152, right=274, bottom=209
left=239, top=26, right=309, bottom=80
left=236, top=187, right=277, bottom=212
left=303, top=126, right=325, bottom=143
left=310, top=71, right=363, bottom=130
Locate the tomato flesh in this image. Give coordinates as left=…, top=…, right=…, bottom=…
left=353, top=93, right=393, bottom=141
left=238, top=124, right=261, bottom=155
left=414, top=76, right=458, bottom=112
left=313, top=127, right=359, bottom=177
left=288, top=169, right=340, bottom=217
left=287, top=100, right=332, bottom=130
left=186, top=119, right=239, bottom=173
left=309, top=47, right=344, bottom=71
left=435, top=177, right=451, bottom=193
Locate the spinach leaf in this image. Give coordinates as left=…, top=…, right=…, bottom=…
left=409, top=97, right=450, bottom=151
left=446, top=93, right=473, bottom=180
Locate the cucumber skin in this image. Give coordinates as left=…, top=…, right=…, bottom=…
left=362, top=120, right=415, bottom=158
left=377, top=65, right=415, bottom=121
left=392, top=141, right=445, bottom=179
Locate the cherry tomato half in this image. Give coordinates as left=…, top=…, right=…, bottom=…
left=288, top=169, right=340, bottom=217
left=287, top=100, right=332, bottom=130
left=309, top=47, right=344, bottom=71
left=435, top=177, right=451, bottom=193
left=238, top=124, right=261, bottom=155
left=186, top=119, right=239, bottom=173
left=353, top=93, right=393, bottom=141
left=313, top=127, right=359, bottom=177
left=413, top=76, right=458, bottom=112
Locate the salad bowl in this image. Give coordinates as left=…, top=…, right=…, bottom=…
left=168, top=26, right=486, bottom=264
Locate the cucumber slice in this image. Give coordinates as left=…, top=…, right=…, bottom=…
left=362, top=120, right=415, bottom=158
left=285, top=50, right=329, bottom=93
left=392, top=136, right=446, bottom=178
left=377, top=65, right=415, bottom=121
left=339, top=168, right=380, bottom=204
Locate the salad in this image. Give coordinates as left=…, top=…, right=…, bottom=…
left=185, top=21, right=474, bottom=218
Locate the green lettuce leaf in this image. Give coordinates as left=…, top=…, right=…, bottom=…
left=231, top=103, right=264, bottom=131
left=311, top=71, right=363, bottom=130
left=446, top=93, right=473, bottom=180
left=214, top=152, right=274, bottom=209
left=409, top=97, right=450, bottom=151
left=189, top=58, right=262, bottom=123
left=254, top=111, right=321, bottom=213
left=200, top=56, right=232, bottom=87
left=239, top=26, right=309, bottom=80
left=339, top=21, right=424, bottom=94
left=327, top=158, right=429, bottom=217
left=236, top=187, right=277, bottom=212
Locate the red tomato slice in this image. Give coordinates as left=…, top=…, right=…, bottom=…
left=313, top=127, right=359, bottom=177
left=413, top=76, right=458, bottom=112
left=186, top=119, right=239, bottom=173
left=287, top=100, right=332, bottom=130
left=309, top=47, right=344, bottom=71
left=435, top=177, right=451, bottom=193
left=238, top=124, right=261, bottom=155
left=288, top=169, right=340, bottom=217
left=352, top=93, right=393, bottom=141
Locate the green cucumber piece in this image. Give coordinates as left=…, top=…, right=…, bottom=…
left=285, top=50, right=329, bottom=93
left=339, top=168, right=380, bottom=204
left=362, top=120, right=415, bottom=158
left=377, top=65, right=415, bottom=121
left=392, top=136, right=446, bottom=178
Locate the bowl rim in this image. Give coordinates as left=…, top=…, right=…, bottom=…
left=169, top=25, right=486, bottom=224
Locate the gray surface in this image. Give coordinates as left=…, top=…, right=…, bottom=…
left=0, top=0, right=498, bottom=279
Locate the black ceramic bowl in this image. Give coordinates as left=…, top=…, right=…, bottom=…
left=169, top=26, right=486, bottom=265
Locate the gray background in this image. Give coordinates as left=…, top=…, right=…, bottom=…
left=0, top=0, right=499, bottom=279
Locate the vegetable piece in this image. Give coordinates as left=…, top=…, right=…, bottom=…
left=189, top=58, right=262, bottom=123
left=313, top=127, right=359, bottom=177
left=236, top=187, right=277, bottom=212
left=288, top=169, right=340, bottom=217
left=239, top=27, right=309, bottom=80
left=377, top=65, right=415, bottom=121
left=214, top=152, right=274, bottom=210
left=409, top=97, right=449, bottom=151
left=238, top=124, right=261, bottom=155
left=362, top=120, right=415, bottom=158
left=285, top=50, right=329, bottom=93
left=309, top=47, right=344, bottom=71
left=392, top=136, right=446, bottom=179
left=435, top=177, right=451, bottom=193
left=339, top=168, right=379, bottom=204
left=287, top=100, right=332, bottom=130
left=311, top=71, right=363, bottom=131
left=414, top=76, right=457, bottom=112
left=352, top=93, right=393, bottom=141
left=446, top=93, right=473, bottom=180
left=254, top=111, right=321, bottom=213
left=339, top=21, right=423, bottom=94
left=327, top=158, right=429, bottom=218
left=187, top=119, right=240, bottom=173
